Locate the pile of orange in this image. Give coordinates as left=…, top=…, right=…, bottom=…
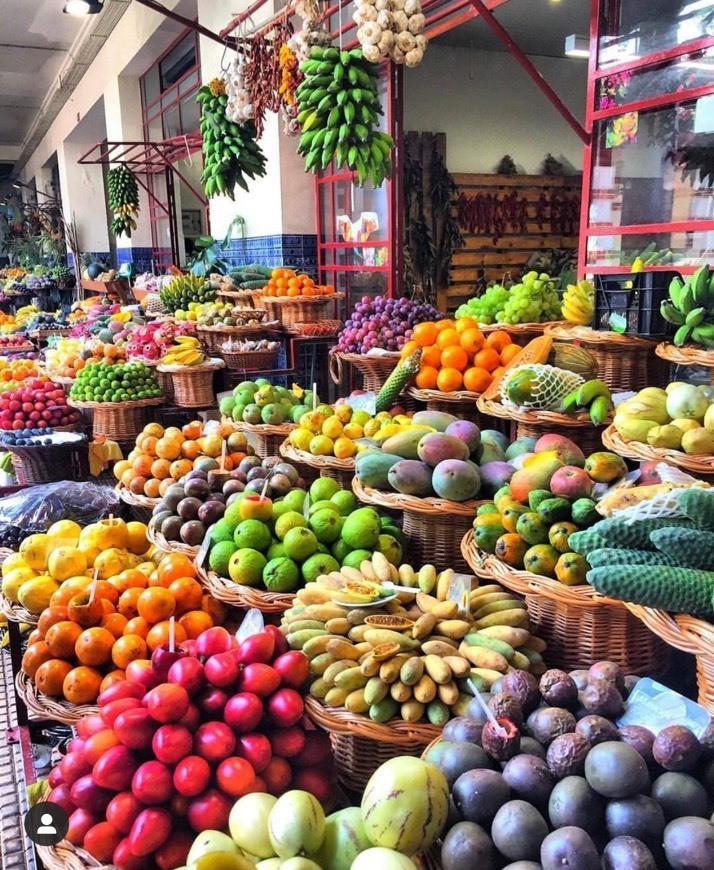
left=0, top=358, right=43, bottom=392
left=402, top=318, right=519, bottom=393
left=114, top=419, right=256, bottom=499
left=261, top=268, right=335, bottom=298
left=21, top=552, right=226, bottom=705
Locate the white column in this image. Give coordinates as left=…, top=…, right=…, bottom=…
left=57, top=139, right=111, bottom=258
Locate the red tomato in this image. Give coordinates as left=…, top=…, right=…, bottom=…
left=76, top=714, right=106, bottom=740
left=83, top=729, right=121, bottom=765
left=196, top=686, right=228, bottom=717
left=223, top=692, right=263, bottom=734
left=237, top=732, right=272, bottom=773
left=204, top=651, right=239, bottom=688
left=236, top=630, right=275, bottom=665
left=106, top=792, right=144, bottom=835
left=173, top=755, right=211, bottom=797
left=267, top=687, right=304, bottom=727
left=113, top=708, right=158, bottom=751
left=177, top=702, right=201, bottom=731
left=292, top=766, right=335, bottom=805
left=263, top=624, right=289, bottom=657
left=216, top=756, right=256, bottom=798
left=92, top=745, right=139, bottom=792
left=167, top=657, right=205, bottom=696
left=237, top=663, right=281, bottom=698
left=66, top=809, right=98, bottom=846
left=194, top=722, right=236, bottom=763
left=131, top=760, right=174, bottom=806
left=292, top=730, right=332, bottom=768
left=128, top=808, right=173, bottom=857
left=154, top=830, right=193, bottom=870
left=58, top=751, right=92, bottom=787
left=47, top=766, right=64, bottom=788
left=112, top=838, right=150, bottom=870
left=100, top=697, right=142, bottom=729
left=187, top=788, right=231, bottom=832
left=269, top=726, right=307, bottom=759
left=152, top=724, right=193, bottom=765
left=83, top=821, right=123, bottom=863
left=272, top=650, right=310, bottom=689
left=144, top=683, right=190, bottom=724
left=98, top=681, right=145, bottom=706
left=48, top=785, right=74, bottom=817
left=70, top=775, right=113, bottom=814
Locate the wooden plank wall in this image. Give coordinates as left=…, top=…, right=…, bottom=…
left=447, top=173, right=581, bottom=312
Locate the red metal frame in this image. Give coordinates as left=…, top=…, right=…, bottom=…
left=133, top=0, right=239, bottom=48
left=578, top=0, right=714, bottom=278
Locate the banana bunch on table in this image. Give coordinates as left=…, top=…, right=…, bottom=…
left=561, top=279, right=594, bottom=325
left=561, top=378, right=613, bottom=426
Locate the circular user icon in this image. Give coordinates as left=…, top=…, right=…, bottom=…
left=24, top=801, right=69, bottom=846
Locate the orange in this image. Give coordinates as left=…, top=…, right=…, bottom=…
left=75, top=627, right=115, bottom=667
left=436, top=367, right=463, bottom=392
left=100, top=670, right=126, bottom=693
left=157, top=553, right=196, bottom=585
left=45, top=621, right=83, bottom=659
left=146, top=620, right=187, bottom=653
left=420, top=345, right=441, bottom=368
left=132, top=455, right=153, bottom=478
left=412, top=322, right=438, bottom=348
left=139, top=436, right=158, bottom=456
left=98, top=598, right=115, bottom=617
left=168, top=577, right=204, bottom=615
left=434, top=319, right=456, bottom=331
left=101, top=612, right=128, bottom=639
left=170, top=459, right=193, bottom=480
left=182, top=421, right=203, bottom=440
left=474, top=347, right=501, bottom=372
left=92, top=581, right=120, bottom=607
left=150, top=458, right=171, bottom=480
left=38, top=606, right=69, bottom=636
left=270, top=268, right=282, bottom=280
left=491, top=366, right=506, bottom=381
left=436, top=328, right=460, bottom=350
left=463, top=367, right=493, bottom=392
left=110, top=569, right=148, bottom=594
left=137, top=587, right=175, bottom=623
left=112, top=634, right=148, bottom=669
left=159, top=478, right=174, bottom=497
left=155, top=437, right=182, bottom=461
left=400, top=340, right=419, bottom=359
left=120, top=469, right=135, bottom=488
left=143, top=478, right=161, bottom=499
left=455, top=316, right=478, bottom=333
left=27, top=629, right=44, bottom=646
left=415, top=366, right=439, bottom=390
left=440, top=346, right=469, bottom=372
left=486, top=330, right=512, bottom=352
left=179, top=610, right=213, bottom=638
left=21, top=641, right=54, bottom=679
left=63, top=666, right=103, bottom=705
left=124, top=616, right=151, bottom=638
left=180, top=440, right=200, bottom=460
left=35, top=659, right=74, bottom=697
left=201, top=594, right=228, bottom=624
left=500, top=343, right=520, bottom=365
left=459, top=327, right=486, bottom=356
left=117, top=588, right=143, bottom=620
left=113, top=460, right=131, bottom=481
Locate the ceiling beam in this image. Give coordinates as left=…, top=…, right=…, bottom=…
left=0, top=43, right=67, bottom=52
left=132, top=0, right=237, bottom=48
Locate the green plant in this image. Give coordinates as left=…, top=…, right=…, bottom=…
left=187, top=215, right=245, bottom=277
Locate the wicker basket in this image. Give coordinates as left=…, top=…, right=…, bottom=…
left=196, top=560, right=295, bottom=613
left=260, top=294, right=343, bottom=330
left=36, top=843, right=114, bottom=870
left=480, top=321, right=560, bottom=346
left=305, top=696, right=440, bottom=792
left=289, top=320, right=341, bottom=338
left=461, top=531, right=668, bottom=674
left=280, top=440, right=355, bottom=490
left=146, top=523, right=199, bottom=558
left=116, top=482, right=160, bottom=524
left=477, top=395, right=607, bottom=454
left=329, top=351, right=401, bottom=393
left=5, top=434, right=89, bottom=486
left=230, top=420, right=296, bottom=459
left=15, top=670, right=99, bottom=724
left=602, top=424, right=714, bottom=477
left=219, top=347, right=279, bottom=372
left=0, top=591, right=39, bottom=624
left=140, top=358, right=174, bottom=403
left=404, top=387, right=482, bottom=422
left=656, top=342, right=714, bottom=368
left=67, top=397, right=163, bottom=443
left=353, top=478, right=481, bottom=573
left=196, top=318, right=275, bottom=352
left=547, top=324, right=668, bottom=391
left=157, top=358, right=224, bottom=408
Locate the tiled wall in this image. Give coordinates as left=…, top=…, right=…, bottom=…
left=222, top=234, right=318, bottom=275
left=117, top=247, right=170, bottom=274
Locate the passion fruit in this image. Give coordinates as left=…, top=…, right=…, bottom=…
left=575, top=715, right=619, bottom=746
left=584, top=742, right=650, bottom=798
left=617, top=725, right=655, bottom=765
left=540, top=826, right=599, bottom=870
left=531, top=707, right=577, bottom=746
left=652, top=724, right=702, bottom=772
left=481, top=718, right=521, bottom=762
left=500, top=671, right=540, bottom=715
left=363, top=614, right=413, bottom=629
left=588, top=660, right=625, bottom=692
left=502, top=754, right=556, bottom=810
left=452, top=768, right=510, bottom=825
left=602, top=835, right=656, bottom=870
left=488, top=692, right=524, bottom=728
left=548, top=776, right=604, bottom=835
left=546, top=732, right=591, bottom=779
left=539, top=670, right=578, bottom=709
left=605, top=794, right=666, bottom=848
left=663, top=816, right=714, bottom=869
left=491, top=800, right=549, bottom=863
left=580, top=678, right=624, bottom=718
left=652, top=772, right=710, bottom=821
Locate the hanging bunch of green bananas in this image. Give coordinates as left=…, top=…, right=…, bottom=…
left=661, top=265, right=714, bottom=347
left=197, top=78, right=267, bottom=199
left=296, top=46, right=394, bottom=187
left=107, top=166, right=140, bottom=237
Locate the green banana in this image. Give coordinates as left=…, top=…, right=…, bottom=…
left=678, top=285, right=696, bottom=315
left=560, top=390, right=580, bottom=415
left=685, top=306, right=706, bottom=327
left=589, top=395, right=613, bottom=426
left=575, top=379, right=610, bottom=407
left=660, top=301, right=685, bottom=326
left=690, top=265, right=710, bottom=306
left=674, top=324, right=694, bottom=347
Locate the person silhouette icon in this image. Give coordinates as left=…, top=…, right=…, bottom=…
left=37, top=813, right=57, bottom=835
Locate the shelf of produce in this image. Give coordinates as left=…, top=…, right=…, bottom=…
left=546, top=324, right=668, bottom=392
left=625, top=604, right=714, bottom=713
left=461, top=531, right=669, bottom=675
left=280, top=441, right=353, bottom=489
left=352, top=478, right=482, bottom=574
left=602, top=424, right=714, bottom=477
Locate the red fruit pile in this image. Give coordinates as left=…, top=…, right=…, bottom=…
left=0, top=379, right=80, bottom=430
left=46, top=626, right=334, bottom=869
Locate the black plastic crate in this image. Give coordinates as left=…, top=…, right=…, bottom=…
left=593, top=271, right=681, bottom=337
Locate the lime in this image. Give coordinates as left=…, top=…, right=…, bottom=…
left=330, top=539, right=353, bottom=563
left=309, top=477, right=342, bottom=503
left=208, top=540, right=237, bottom=576
left=233, top=519, right=272, bottom=552
left=283, top=526, right=318, bottom=562
left=341, top=549, right=373, bottom=569
left=271, top=500, right=294, bottom=523
left=308, top=500, right=340, bottom=516
left=224, top=500, right=245, bottom=532
left=301, top=553, right=340, bottom=584
left=228, top=548, right=267, bottom=587
left=341, top=507, right=381, bottom=549
left=309, top=508, right=342, bottom=544
left=263, top=557, right=301, bottom=593
left=211, top=519, right=236, bottom=545
left=281, top=489, right=308, bottom=512
left=274, top=511, right=308, bottom=541
left=377, top=533, right=403, bottom=566
left=267, top=542, right=287, bottom=560
left=330, top=490, right=356, bottom=516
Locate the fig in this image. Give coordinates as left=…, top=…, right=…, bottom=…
left=580, top=679, right=624, bottom=718
left=546, top=733, right=591, bottom=779
left=539, top=670, right=578, bottom=709
left=652, top=724, right=701, bottom=772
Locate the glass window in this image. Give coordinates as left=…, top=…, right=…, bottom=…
left=586, top=231, right=713, bottom=268
left=160, top=33, right=197, bottom=92
left=179, top=94, right=200, bottom=135
left=162, top=104, right=181, bottom=139
left=599, top=0, right=714, bottom=67
left=589, top=99, right=714, bottom=228
left=142, top=67, right=161, bottom=109
left=179, top=71, right=199, bottom=96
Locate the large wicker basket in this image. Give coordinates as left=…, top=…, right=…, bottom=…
left=68, top=396, right=163, bottom=443
left=280, top=440, right=355, bottom=489
left=305, top=696, right=440, bottom=792
left=329, top=351, right=401, bottom=393
left=656, top=342, right=714, bottom=368
left=15, top=670, right=99, bottom=724
left=353, top=478, right=481, bottom=573
left=404, top=387, right=481, bottom=423
left=230, top=420, right=296, bottom=459
left=261, top=294, right=343, bottom=330
left=195, top=560, right=295, bottom=613
left=0, top=591, right=39, bottom=625
left=461, top=530, right=668, bottom=675
left=146, top=523, right=199, bottom=559
left=157, top=358, right=224, bottom=408
left=602, top=424, right=714, bottom=477
left=547, top=324, right=668, bottom=391
left=625, top=605, right=714, bottom=713
left=219, top=347, right=279, bottom=372
left=116, top=482, right=160, bottom=524
left=477, top=395, right=607, bottom=454
left=5, top=434, right=89, bottom=485
left=36, top=842, right=114, bottom=870
left=196, top=319, right=273, bottom=352
left=140, top=358, right=174, bottom=403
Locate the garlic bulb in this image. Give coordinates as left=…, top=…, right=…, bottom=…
left=363, top=44, right=381, bottom=62
left=354, top=0, right=427, bottom=66
left=225, top=56, right=253, bottom=123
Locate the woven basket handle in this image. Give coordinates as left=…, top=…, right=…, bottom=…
left=329, top=352, right=342, bottom=384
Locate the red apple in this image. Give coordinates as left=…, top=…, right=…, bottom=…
left=167, top=656, right=205, bottom=696
left=131, top=760, right=174, bottom=805
left=223, top=692, right=263, bottom=734
left=236, top=732, right=272, bottom=773
left=204, top=651, right=240, bottom=688
left=144, top=683, right=190, bottom=723
left=106, top=791, right=144, bottom=835
left=113, top=708, right=158, bottom=751
left=187, top=789, right=231, bottom=832
left=173, top=756, right=211, bottom=797
left=267, top=687, right=304, bottom=727
left=92, top=745, right=139, bottom=791
left=152, top=724, right=193, bottom=765
left=237, top=663, right=281, bottom=698
left=272, top=650, right=309, bottom=689
left=194, top=722, right=236, bottom=763
left=128, top=808, right=173, bottom=857
left=235, top=631, right=275, bottom=665
left=216, top=756, right=256, bottom=798
left=66, top=808, right=99, bottom=846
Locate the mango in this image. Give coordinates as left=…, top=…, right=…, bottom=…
left=494, top=533, right=528, bottom=568
left=381, top=428, right=434, bottom=460
left=554, top=552, right=588, bottom=585
left=509, top=452, right=564, bottom=503
left=431, top=459, right=481, bottom=502
left=536, top=497, right=572, bottom=525
left=583, top=451, right=628, bottom=483
left=444, top=419, right=481, bottom=453
left=417, top=432, right=470, bottom=467
left=387, top=460, right=433, bottom=497
left=523, top=543, right=559, bottom=577
left=515, top=512, right=549, bottom=545
left=412, top=410, right=458, bottom=432
left=355, top=452, right=402, bottom=489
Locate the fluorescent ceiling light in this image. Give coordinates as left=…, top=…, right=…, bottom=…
left=63, top=0, right=103, bottom=14
left=564, top=34, right=590, bottom=59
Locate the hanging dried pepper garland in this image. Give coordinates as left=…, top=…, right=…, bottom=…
left=278, top=42, right=303, bottom=135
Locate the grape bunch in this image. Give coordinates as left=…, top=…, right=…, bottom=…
left=456, top=272, right=562, bottom=325
left=336, top=295, right=441, bottom=354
